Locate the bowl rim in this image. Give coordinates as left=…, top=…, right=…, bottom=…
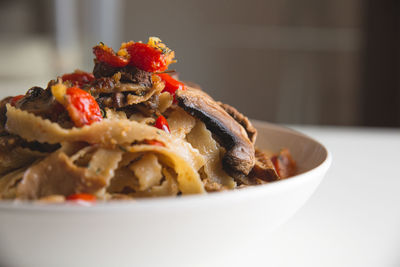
left=0, top=122, right=332, bottom=213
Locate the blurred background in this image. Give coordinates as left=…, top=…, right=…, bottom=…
left=0, top=0, right=398, bottom=127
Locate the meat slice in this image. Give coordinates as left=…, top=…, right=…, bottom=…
left=175, top=87, right=255, bottom=178
left=89, top=63, right=162, bottom=109
left=93, top=61, right=152, bottom=87
left=218, top=102, right=257, bottom=144
left=89, top=77, right=150, bottom=94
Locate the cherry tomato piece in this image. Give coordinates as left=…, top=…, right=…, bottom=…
left=125, top=42, right=167, bottom=72
left=158, top=73, right=186, bottom=97
left=10, top=95, right=24, bottom=106
left=62, top=71, right=95, bottom=87
left=66, top=87, right=102, bottom=127
left=154, top=115, right=170, bottom=133
left=66, top=193, right=96, bottom=204
left=144, top=139, right=165, bottom=147
left=93, top=44, right=129, bottom=68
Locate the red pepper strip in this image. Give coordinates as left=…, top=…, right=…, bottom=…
left=125, top=42, right=167, bottom=72
left=271, top=149, right=296, bottom=179
left=66, top=193, right=96, bottom=205
left=154, top=115, right=170, bottom=133
left=158, top=73, right=186, bottom=100
left=65, top=87, right=103, bottom=127
left=93, top=45, right=129, bottom=67
left=144, top=139, right=165, bottom=147
left=62, top=71, right=95, bottom=87
left=10, top=95, right=24, bottom=106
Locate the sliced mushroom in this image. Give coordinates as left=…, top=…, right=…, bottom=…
left=175, top=87, right=255, bottom=178
left=248, top=149, right=279, bottom=182
left=218, top=102, right=257, bottom=144
left=180, top=82, right=257, bottom=144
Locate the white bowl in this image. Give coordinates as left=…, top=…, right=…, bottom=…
left=0, top=121, right=331, bottom=267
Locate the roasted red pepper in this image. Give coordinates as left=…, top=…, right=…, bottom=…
left=66, top=193, right=96, bottom=204
left=125, top=42, right=167, bottom=72
left=271, top=149, right=296, bottom=179
left=10, top=95, right=24, bottom=106
left=158, top=73, right=185, bottom=98
left=93, top=44, right=129, bottom=67
left=62, top=71, right=95, bottom=87
left=144, top=139, right=165, bottom=147
left=66, top=87, right=103, bottom=127
left=154, top=115, right=170, bottom=133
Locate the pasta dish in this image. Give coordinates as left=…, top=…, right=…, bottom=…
left=0, top=37, right=295, bottom=203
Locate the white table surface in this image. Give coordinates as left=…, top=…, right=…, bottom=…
left=253, top=126, right=400, bottom=267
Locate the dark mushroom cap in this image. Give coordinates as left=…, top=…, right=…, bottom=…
left=175, top=87, right=255, bottom=178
